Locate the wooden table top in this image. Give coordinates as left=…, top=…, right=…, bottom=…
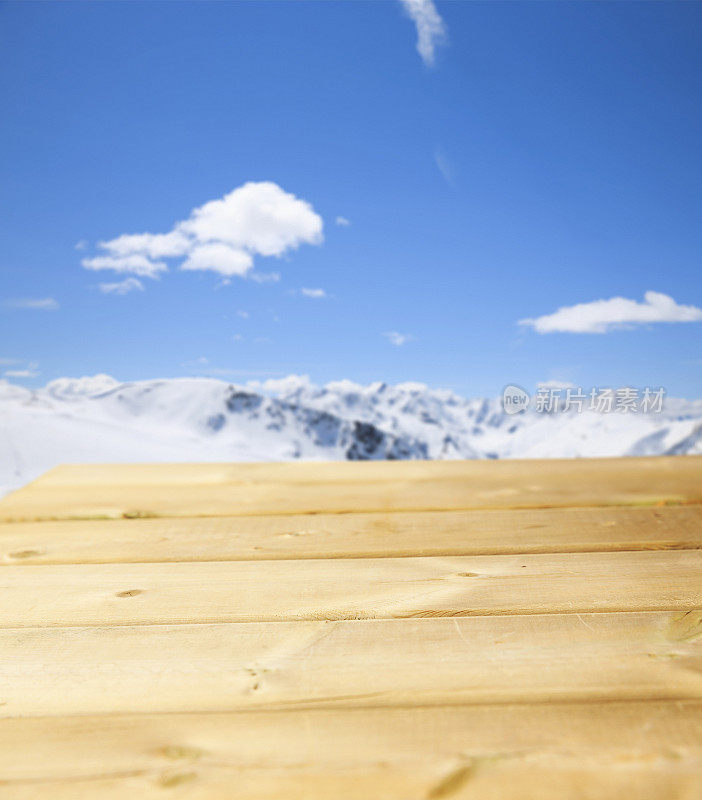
left=0, top=456, right=701, bottom=799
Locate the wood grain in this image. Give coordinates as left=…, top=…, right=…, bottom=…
left=2, top=611, right=701, bottom=718
left=2, top=456, right=701, bottom=520
left=2, top=505, right=700, bottom=565
left=0, top=550, right=699, bottom=627
left=3, top=761, right=699, bottom=800
left=0, top=702, right=700, bottom=799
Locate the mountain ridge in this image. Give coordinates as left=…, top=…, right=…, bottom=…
left=1, top=374, right=701, bottom=498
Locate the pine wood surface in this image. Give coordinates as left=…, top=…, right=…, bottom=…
left=0, top=457, right=700, bottom=798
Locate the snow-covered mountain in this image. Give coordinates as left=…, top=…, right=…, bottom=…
left=2, top=374, right=702, bottom=498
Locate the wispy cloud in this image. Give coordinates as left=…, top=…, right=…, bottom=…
left=236, top=310, right=250, bottom=319
left=299, top=288, right=327, bottom=299
left=4, top=297, right=59, bottom=311
left=4, top=360, right=39, bottom=379
left=399, top=0, right=447, bottom=67
left=181, top=356, right=210, bottom=368
left=207, top=366, right=280, bottom=377
left=4, top=368, right=39, bottom=378
left=335, top=216, right=351, bottom=227
left=99, top=277, right=144, bottom=295
left=383, top=331, right=416, bottom=346
left=537, top=380, right=576, bottom=391
left=520, top=291, right=702, bottom=334
left=179, top=358, right=281, bottom=378
left=80, top=182, right=323, bottom=282
left=434, top=147, right=454, bottom=184
left=249, top=271, right=281, bottom=284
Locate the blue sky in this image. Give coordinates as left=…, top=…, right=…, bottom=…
left=1, top=0, right=701, bottom=397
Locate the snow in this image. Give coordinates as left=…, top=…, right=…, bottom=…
left=1, top=374, right=701, bottom=499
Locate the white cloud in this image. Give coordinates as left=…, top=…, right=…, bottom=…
left=181, top=243, right=253, bottom=277
left=335, top=216, right=351, bottom=227
left=383, top=331, right=415, bottom=346
left=82, top=254, right=167, bottom=278
left=74, top=239, right=88, bottom=251
left=99, top=230, right=190, bottom=259
left=4, top=297, right=59, bottom=310
left=399, top=0, right=447, bottom=67
left=300, top=288, right=327, bottom=299
left=0, top=358, right=21, bottom=365
left=99, top=277, right=144, bottom=295
left=520, top=291, right=702, bottom=334
left=81, top=181, right=323, bottom=281
left=180, top=182, right=322, bottom=258
left=236, top=310, right=250, bottom=319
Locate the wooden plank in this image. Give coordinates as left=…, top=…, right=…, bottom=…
left=0, top=702, right=700, bottom=799
left=2, top=456, right=701, bottom=520
left=18, top=457, right=702, bottom=488
left=0, top=550, right=699, bottom=628
left=2, top=505, right=700, bottom=565
left=2, top=611, right=701, bottom=717
left=2, top=761, right=700, bottom=800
